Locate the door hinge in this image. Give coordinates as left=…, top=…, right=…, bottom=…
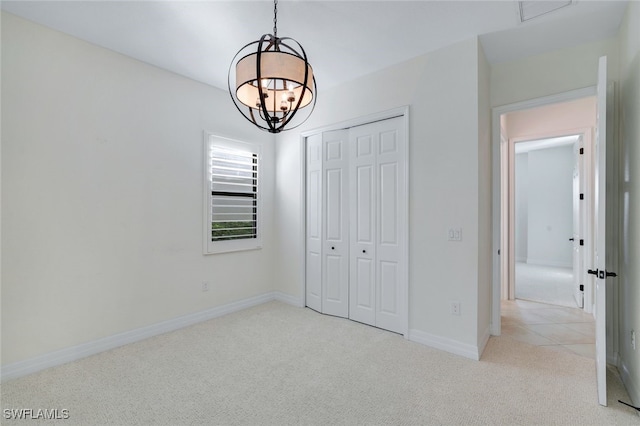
left=580, top=239, right=584, bottom=246
left=580, top=193, right=584, bottom=200
left=579, top=284, right=584, bottom=291
left=580, top=147, right=584, bottom=155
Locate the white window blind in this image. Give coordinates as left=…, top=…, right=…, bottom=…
left=204, top=134, right=261, bottom=254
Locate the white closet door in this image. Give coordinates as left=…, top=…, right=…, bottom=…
left=374, top=118, right=405, bottom=334
left=349, top=128, right=376, bottom=326
left=348, top=117, right=406, bottom=334
left=305, top=133, right=322, bottom=312
left=322, top=130, right=349, bottom=318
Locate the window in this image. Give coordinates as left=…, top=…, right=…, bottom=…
left=203, top=133, right=262, bottom=254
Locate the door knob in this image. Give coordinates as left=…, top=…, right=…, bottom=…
left=362, top=249, right=366, bottom=253
left=331, top=246, right=335, bottom=250
left=587, top=269, right=598, bottom=276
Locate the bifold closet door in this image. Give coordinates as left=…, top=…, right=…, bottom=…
left=321, top=130, right=349, bottom=318
left=305, top=133, right=322, bottom=313
left=349, top=117, right=405, bottom=334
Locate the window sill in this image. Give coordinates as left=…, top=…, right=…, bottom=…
left=203, top=241, right=262, bottom=255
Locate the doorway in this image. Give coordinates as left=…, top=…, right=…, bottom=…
left=512, top=134, right=582, bottom=309
left=493, top=92, right=600, bottom=366
left=494, top=93, right=598, bottom=328
left=493, top=58, right=616, bottom=407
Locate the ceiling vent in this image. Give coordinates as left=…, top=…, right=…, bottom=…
left=518, top=1, right=575, bottom=23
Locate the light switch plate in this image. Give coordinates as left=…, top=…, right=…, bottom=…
left=448, top=228, right=462, bottom=242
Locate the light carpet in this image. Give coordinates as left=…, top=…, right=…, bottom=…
left=1, top=301, right=637, bottom=425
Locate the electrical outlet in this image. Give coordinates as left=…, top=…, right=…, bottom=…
left=632, top=330, right=636, bottom=350
left=201, top=281, right=210, bottom=292
left=450, top=301, right=461, bottom=316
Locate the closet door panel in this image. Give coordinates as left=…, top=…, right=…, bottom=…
left=326, top=169, right=344, bottom=240
left=305, top=134, right=322, bottom=312
left=379, top=162, right=398, bottom=245
left=349, top=131, right=376, bottom=325
left=322, top=131, right=349, bottom=318
left=375, top=122, right=405, bottom=334
left=379, top=261, right=398, bottom=314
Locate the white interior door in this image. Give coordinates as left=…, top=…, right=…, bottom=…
left=305, top=112, right=407, bottom=334
left=349, top=127, right=376, bottom=326
left=572, top=137, right=584, bottom=308
left=348, top=117, right=406, bottom=334
left=593, top=55, right=608, bottom=407
left=374, top=119, right=406, bottom=334
left=322, top=130, right=349, bottom=318
left=305, top=133, right=323, bottom=312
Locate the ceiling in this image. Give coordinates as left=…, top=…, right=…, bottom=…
left=1, top=1, right=629, bottom=92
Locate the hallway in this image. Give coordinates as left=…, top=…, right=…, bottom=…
left=501, top=299, right=595, bottom=359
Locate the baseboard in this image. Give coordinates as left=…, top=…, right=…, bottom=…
left=478, top=325, right=491, bottom=359
left=525, top=258, right=572, bottom=268
left=273, top=291, right=304, bottom=307
left=1, top=292, right=284, bottom=382
left=618, top=355, right=640, bottom=411
left=409, top=329, right=482, bottom=361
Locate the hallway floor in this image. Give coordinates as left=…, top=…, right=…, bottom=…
left=515, top=262, right=577, bottom=308
left=501, top=299, right=595, bottom=359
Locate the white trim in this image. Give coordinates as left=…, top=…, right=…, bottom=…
left=409, top=329, right=484, bottom=361
left=491, top=86, right=597, bottom=336
left=299, top=106, right=411, bottom=338
left=273, top=291, right=304, bottom=307
left=202, top=132, right=263, bottom=255
left=618, top=356, right=640, bottom=410
left=1, top=292, right=297, bottom=382
left=299, top=106, right=409, bottom=138
left=478, top=325, right=492, bottom=359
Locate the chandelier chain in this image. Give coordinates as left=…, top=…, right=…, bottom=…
left=273, top=0, right=278, bottom=37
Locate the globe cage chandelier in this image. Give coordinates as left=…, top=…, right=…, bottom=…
left=228, top=0, right=317, bottom=133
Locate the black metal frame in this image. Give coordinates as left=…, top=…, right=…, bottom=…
left=228, top=33, right=317, bottom=133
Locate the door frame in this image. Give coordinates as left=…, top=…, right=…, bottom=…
left=491, top=87, right=596, bottom=336
left=299, top=105, right=410, bottom=337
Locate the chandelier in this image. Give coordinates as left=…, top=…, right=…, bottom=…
left=228, top=0, right=316, bottom=133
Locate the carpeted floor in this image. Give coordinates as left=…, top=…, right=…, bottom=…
left=515, top=262, right=577, bottom=308
left=1, top=301, right=637, bottom=425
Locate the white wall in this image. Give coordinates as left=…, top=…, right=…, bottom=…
left=491, top=38, right=619, bottom=108
left=275, top=37, right=492, bottom=355
left=1, top=13, right=276, bottom=366
left=506, top=97, right=596, bottom=138
left=515, top=153, right=529, bottom=262
left=525, top=145, right=574, bottom=268
left=617, top=0, right=640, bottom=406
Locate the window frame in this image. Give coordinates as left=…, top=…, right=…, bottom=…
left=203, top=132, right=262, bottom=255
